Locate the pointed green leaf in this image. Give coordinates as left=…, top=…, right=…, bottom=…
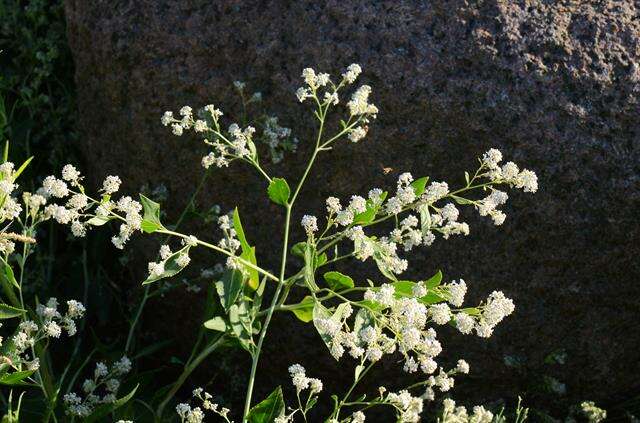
left=303, top=242, right=319, bottom=292
left=289, top=296, right=314, bottom=323
left=2, top=142, right=8, bottom=163
left=4, top=264, right=18, bottom=290
left=0, top=263, right=20, bottom=307
left=353, top=206, right=377, bottom=224
left=233, top=208, right=259, bottom=290
left=267, top=178, right=290, bottom=206
left=252, top=278, right=267, bottom=315
left=86, top=215, right=113, bottom=226
left=313, top=302, right=351, bottom=358
left=142, top=248, right=190, bottom=285
left=0, top=370, right=34, bottom=386
left=291, top=242, right=307, bottom=258
left=204, top=316, right=229, bottom=332
left=0, top=304, right=25, bottom=320
left=139, top=194, right=165, bottom=233
left=247, top=386, right=285, bottom=423
left=323, top=271, right=354, bottom=291
left=11, top=157, right=33, bottom=182
left=215, top=269, right=245, bottom=312
left=410, top=176, right=429, bottom=196
left=391, top=280, right=415, bottom=297
left=229, top=301, right=253, bottom=352
left=424, top=270, right=443, bottom=288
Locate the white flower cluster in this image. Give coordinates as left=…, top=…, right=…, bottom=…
left=439, top=398, right=494, bottom=423
left=468, top=291, right=516, bottom=338
left=326, top=191, right=381, bottom=227
left=63, top=356, right=132, bottom=417
left=0, top=162, right=24, bottom=224
left=475, top=189, right=508, bottom=226
left=7, top=298, right=84, bottom=372
left=176, top=387, right=231, bottom=423
left=162, top=102, right=262, bottom=169
left=288, top=364, right=323, bottom=394
left=301, top=215, right=318, bottom=236
left=580, top=401, right=607, bottom=423
left=39, top=166, right=145, bottom=249
left=305, top=149, right=537, bottom=279
left=482, top=148, right=538, bottom=193
left=217, top=213, right=244, bottom=270
left=296, top=64, right=376, bottom=143
left=313, top=278, right=514, bottom=406
left=385, top=389, right=424, bottom=423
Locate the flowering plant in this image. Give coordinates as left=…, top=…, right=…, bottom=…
left=1, top=64, right=540, bottom=422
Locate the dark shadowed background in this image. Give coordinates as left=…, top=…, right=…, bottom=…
left=61, top=0, right=639, bottom=419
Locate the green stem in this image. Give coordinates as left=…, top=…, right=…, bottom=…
left=125, top=170, right=212, bottom=353
left=156, top=335, right=227, bottom=419
left=242, top=96, right=328, bottom=421
left=333, top=362, right=374, bottom=420
left=242, top=205, right=291, bottom=421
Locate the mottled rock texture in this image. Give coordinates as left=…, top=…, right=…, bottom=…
left=64, top=0, right=639, bottom=418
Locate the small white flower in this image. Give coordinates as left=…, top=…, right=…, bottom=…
left=102, top=175, right=122, bottom=194
left=61, top=164, right=81, bottom=183
left=301, top=215, right=318, bottom=236
left=342, top=63, right=362, bottom=84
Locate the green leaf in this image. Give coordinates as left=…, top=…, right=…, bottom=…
left=410, top=176, right=429, bottom=196
left=247, top=386, right=285, bottom=423
left=0, top=263, right=20, bottom=308
left=11, top=157, right=33, bottom=182
left=233, top=208, right=259, bottom=290
left=252, top=278, right=267, bottom=316
left=289, top=296, right=314, bottom=323
left=391, top=280, right=415, bottom=297
left=267, top=178, right=290, bottom=206
left=418, top=203, right=431, bottom=236
left=303, top=242, right=319, bottom=292
left=353, top=206, right=376, bottom=224
left=215, top=269, right=245, bottom=312
left=450, top=194, right=474, bottom=205
left=85, top=384, right=139, bottom=422
left=353, top=308, right=375, bottom=335
left=0, top=304, right=24, bottom=320
left=3, top=263, right=18, bottom=290
left=424, top=270, right=443, bottom=288
left=0, top=370, right=34, bottom=386
left=203, top=316, right=229, bottom=332
left=459, top=307, right=481, bottom=316
left=2, top=142, right=8, bottom=163
left=139, top=194, right=165, bottom=233
left=420, top=292, right=447, bottom=305
left=229, top=301, right=253, bottom=352
left=313, top=302, right=351, bottom=358
left=323, top=271, right=354, bottom=291
left=142, top=248, right=190, bottom=285
left=291, top=242, right=306, bottom=258
left=86, top=215, right=113, bottom=226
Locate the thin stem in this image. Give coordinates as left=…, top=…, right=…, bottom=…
left=242, top=94, right=329, bottom=421
left=156, top=335, right=227, bottom=419
left=242, top=205, right=291, bottom=421
left=158, top=229, right=278, bottom=282
left=333, top=362, right=375, bottom=420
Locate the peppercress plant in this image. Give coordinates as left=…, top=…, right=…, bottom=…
left=19, top=64, right=543, bottom=421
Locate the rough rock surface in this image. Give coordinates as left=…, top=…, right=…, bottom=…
left=64, top=0, right=640, bottom=417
